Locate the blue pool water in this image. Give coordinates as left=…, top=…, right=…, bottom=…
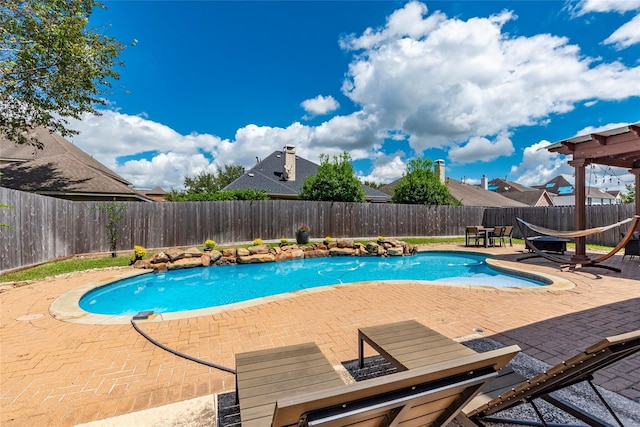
left=80, top=252, right=545, bottom=315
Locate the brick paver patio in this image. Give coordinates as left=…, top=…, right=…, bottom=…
left=1, top=243, right=639, bottom=426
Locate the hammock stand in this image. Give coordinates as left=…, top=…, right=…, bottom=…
left=516, top=215, right=640, bottom=273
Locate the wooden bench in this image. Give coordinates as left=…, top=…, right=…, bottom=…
left=236, top=339, right=519, bottom=427
left=358, top=319, right=477, bottom=370
left=235, top=342, right=344, bottom=427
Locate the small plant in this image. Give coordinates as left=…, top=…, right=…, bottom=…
left=378, top=235, right=386, bottom=242
left=280, top=237, right=289, bottom=243
left=324, top=236, right=333, bottom=243
left=130, top=245, right=147, bottom=265
left=134, top=245, right=147, bottom=258
left=253, top=238, right=263, bottom=245
left=298, top=224, right=310, bottom=233
left=204, top=239, right=216, bottom=249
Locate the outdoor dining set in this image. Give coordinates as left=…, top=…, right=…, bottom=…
left=465, top=225, right=513, bottom=248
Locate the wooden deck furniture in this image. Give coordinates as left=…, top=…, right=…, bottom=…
left=235, top=339, right=519, bottom=427
left=358, top=319, right=477, bottom=370
left=357, top=320, right=640, bottom=427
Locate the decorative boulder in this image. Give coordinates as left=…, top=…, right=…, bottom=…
left=237, top=254, right=276, bottom=264
left=330, top=247, right=356, bottom=256
left=164, top=248, right=186, bottom=261
left=184, top=247, right=201, bottom=257
left=151, top=252, right=170, bottom=264
left=237, top=248, right=250, bottom=257
left=222, top=248, right=237, bottom=257
left=337, top=239, right=354, bottom=248
left=387, top=247, right=404, bottom=256
left=248, top=244, right=270, bottom=255
left=169, top=258, right=203, bottom=269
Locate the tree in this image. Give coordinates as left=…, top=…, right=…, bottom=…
left=621, top=184, right=635, bottom=204
left=391, top=157, right=458, bottom=205
left=300, top=152, right=365, bottom=202
left=362, top=180, right=382, bottom=189
left=1, top=0, right=127, bottom=147
left=167, top=164, right=246, bottom=201
left=94, top=200, right=126, bottom=257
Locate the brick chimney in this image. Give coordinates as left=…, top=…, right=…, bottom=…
left=435, top=159, right=445, bottom=184
left=283, top=145, right=296, bottom=181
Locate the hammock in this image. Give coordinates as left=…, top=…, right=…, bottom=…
left=516, top=215, right=640, bottom=272
left=517, top=216, right=635, bottom=239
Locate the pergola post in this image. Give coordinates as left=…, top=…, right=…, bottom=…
left=570, top=158, right=589, bottom=262
left=632, top=168, right=640, bottom=218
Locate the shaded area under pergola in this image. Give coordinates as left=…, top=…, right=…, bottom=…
left=545, top=122, right=640, bottom=263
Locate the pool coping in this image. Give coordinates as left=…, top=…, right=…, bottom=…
left=49, top=251, right=575, bottom=325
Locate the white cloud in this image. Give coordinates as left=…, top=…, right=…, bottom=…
left=509, top=140, right=573, bottom=187
left=301, top=95, right=339, bottom=116
left=605, top=14, right=640, bottom=49
left=340, top=1, right=640, bottom=157
left=572, top=0, right=640, bottom=15
left=448, top=133, right=514, bottom=164
left=358, top=153, right=407, bottom=184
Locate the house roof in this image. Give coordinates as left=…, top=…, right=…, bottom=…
left=0, top=128, right=151, bottom=202
left=532, top=175, right=573, bottom=195
left=446, top=179, right=527, bottom=207
left=487, top=178, right=530, bottom=193
left=499, top=189, right=553, bottom=206
left=532, top=175, right=616, bottom=200
left=224, top=149, right=391, bottom=202
left=379, top=177, right=527, bottom=207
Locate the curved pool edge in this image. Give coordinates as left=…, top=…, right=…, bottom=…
left=50, top=257, right=575, bottom=325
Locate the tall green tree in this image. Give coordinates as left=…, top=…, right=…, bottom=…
left=391, top=157, right=458, bottom=205
left=1, top=0, right=127, bottom=147
left=621, top=183, right=636, bottom=204
left=300, top=152, right=365, bottom=202
left=166, top=164, right=253, bottom=202
left=182, top=164, right=245, bottom=194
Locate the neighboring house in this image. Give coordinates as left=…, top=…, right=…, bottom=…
left=223, top=145, right=391, bottom=202
left=137, top=186, right=167, bottom=202
left=532, top=175, right=618, bottom=206
left=608, top=190, right=622, bottom=204
left=0, top=128, right=152, bottom=202
left=379, top=165, right=527, bottom=208
left=488, top=178, right=554, bottom=207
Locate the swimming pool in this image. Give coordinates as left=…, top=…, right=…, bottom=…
left=79, top=252, right=547, bottom=316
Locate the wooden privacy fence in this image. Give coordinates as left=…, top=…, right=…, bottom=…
left=1, top=187, right=636, bottom=272
left=0, top=188, right=484, bottom=272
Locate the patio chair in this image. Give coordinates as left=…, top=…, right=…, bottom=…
left=463, top=329, right=640, bottom=426
left=489, top=226, right=505, bottom=247
left=466, top=226, right=482, bottom=247
left=235, top=340, right=519, bottom=427
left=502, top=225, right=513, bottom=247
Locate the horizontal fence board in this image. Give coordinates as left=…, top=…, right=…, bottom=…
left=1, top=187, right=636, bottom=272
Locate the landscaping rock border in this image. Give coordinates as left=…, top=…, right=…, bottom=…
left=134, top=240, right=417, bottom=272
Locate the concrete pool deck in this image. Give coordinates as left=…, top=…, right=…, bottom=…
left=1, top=243, right=639, bottom=426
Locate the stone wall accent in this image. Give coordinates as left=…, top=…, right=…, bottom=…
left=136, top=238, right=415, bottom=271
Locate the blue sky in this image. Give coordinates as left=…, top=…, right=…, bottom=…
left=69, top=0, right=640, bottom=192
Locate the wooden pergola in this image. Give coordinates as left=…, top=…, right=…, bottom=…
left=545, top=122, right=640, bottom=262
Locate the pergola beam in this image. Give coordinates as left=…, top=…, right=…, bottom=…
left=546, top=122, right=640, bottom=263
